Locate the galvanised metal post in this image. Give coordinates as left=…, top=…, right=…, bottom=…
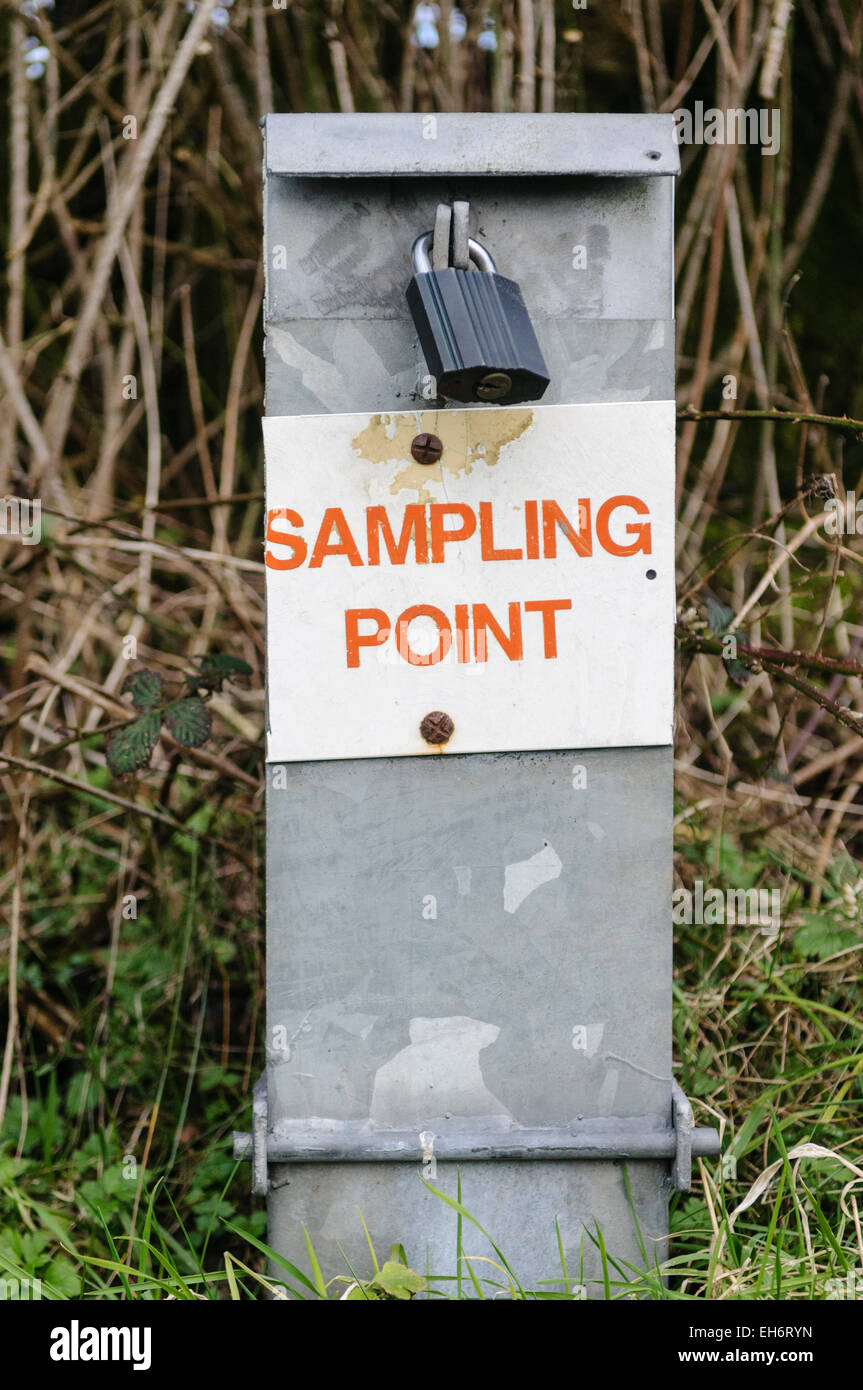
left=238, top=114, right=720, bottom=1295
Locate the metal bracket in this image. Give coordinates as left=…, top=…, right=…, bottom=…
left=233, top=1080, right=719, bottom=1193
left=671, top=1079, right=695, bottom=1192
left=232, top=1073, right=269, bottom=1196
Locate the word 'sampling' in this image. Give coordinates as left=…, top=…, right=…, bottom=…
left=266, top=496, right=653, bottom=668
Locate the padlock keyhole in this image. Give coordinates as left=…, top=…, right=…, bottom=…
left=475, top=372, right=513, bottom=402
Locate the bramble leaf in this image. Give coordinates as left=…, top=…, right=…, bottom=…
left=187, top=653, right=252, bottom=693
left=106, top=711, right=161, bottom=775
left=706, top=598, right=735, bottom=636
left=120, top=668, right=164, bottom=710
left=163, top=697, right=211, bottom=748
left=725, top=655, right=751, bottom=687
left=706, top=600, right=751, bottom=685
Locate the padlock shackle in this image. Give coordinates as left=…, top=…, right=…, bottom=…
left=411, top=231, right=498, bottom=276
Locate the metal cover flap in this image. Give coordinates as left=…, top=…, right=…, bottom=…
left=264, top=114, right=681, bottom=179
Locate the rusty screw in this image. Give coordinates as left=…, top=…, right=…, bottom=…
left=410, top=432, right=443, bottom=465
left=420, top=711, right=454, bottom=745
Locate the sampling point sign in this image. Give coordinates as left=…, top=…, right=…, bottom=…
left=264, top=401, right=675, bottom=762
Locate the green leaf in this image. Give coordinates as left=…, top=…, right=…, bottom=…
left=725, top=656, right=751, bottom=687
left=370, top=1261, right=426, bottom=1300
left=705, top=601, right=751, bottom=685
left=793, top=913, right=860, bottom=961
left=105, top=711, right=160, bottom=775
left=188, top=653, right=252, bottom=693
left=303, top=1225, right=328, bottom=1299
left=120, top=668, right=164, bottom=710
left=220, top=1219, right=321, bottom=1298
left=706, top=598, right=735, bottom=635
left=163, top=697, right=211, bottom=749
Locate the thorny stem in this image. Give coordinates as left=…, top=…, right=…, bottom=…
left=678, top=626, right=863, bottom=737
left=677, top=407, right=863, bottom=437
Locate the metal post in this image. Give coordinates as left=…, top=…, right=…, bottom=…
left=243, top=114, right=719, bottom=1295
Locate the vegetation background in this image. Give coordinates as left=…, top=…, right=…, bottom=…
left=1, top=0, right=863, bottom=1298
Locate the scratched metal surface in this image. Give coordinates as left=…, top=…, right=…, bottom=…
left=267, top=748, right=671, bottom=1126
left=265, top=112, right=681, bottom=179
left=266, top=1160, right=669, bottom=1298
left=262, top=115, right=676, bottom=1292
left=264, top=173, right=674, bottom=416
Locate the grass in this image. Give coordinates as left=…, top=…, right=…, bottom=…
left=3, top=1125, right=862, bottom=1299
left=4, top=788, right=861, bottom=1300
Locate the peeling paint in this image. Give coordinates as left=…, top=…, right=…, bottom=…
left=370, top=1016, right=511, bottom=1125
left=304, top=764, right=374, bottom=805
left=503, top=841, right=562, bottom=914
left=269, top=323, right=395, bottom=410
left=572, top=1022, right=605, bottom=1059
left=331, top=1013, right=378, bottom=1041
left=351, top=408, right=534, bottom=503
left=269, top=325, right=343, bottom=402
left=453, top=864, right=472, bottom=895
left=597, top=1065, right=619, bottom=1113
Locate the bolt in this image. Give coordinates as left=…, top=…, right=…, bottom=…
left=475, top=371, right=513, bottom=401
left=410, top=432, right=443, bottom=465
left=420, top=711, right=454, bottom=745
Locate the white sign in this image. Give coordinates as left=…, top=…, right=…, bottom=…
left=264, top=401, right=675, bottom=762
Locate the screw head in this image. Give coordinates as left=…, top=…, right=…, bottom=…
left=410, top=432, right=444, bottom=465
left=420, top=711, right=454, bottom=745
left=475, top=371, right=512, bottom=401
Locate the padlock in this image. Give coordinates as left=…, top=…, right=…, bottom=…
left=406, top=229, right=550, bottom=405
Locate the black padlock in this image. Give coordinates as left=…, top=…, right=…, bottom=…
left=406, top=230, right=550, bottom=405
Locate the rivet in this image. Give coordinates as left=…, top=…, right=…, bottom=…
left=410, top=433, right=444, bottom=464
left=420, top=711, right=455, bottom=745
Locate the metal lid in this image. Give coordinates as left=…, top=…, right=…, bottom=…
left=264, top=113, right=680, bottom=179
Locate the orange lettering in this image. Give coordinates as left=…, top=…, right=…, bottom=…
left=366, top=505, right=428, bottom=566
left=309, top=508, right=364, bottom=568
left=395, top=605, right=452, bottom=666
left=473, top=602, right=523, bottom=662
left=454, top=604, right=471, bottom=663
left=345, top=608, right=390, bottom=668
left=525, top=599, right=572, bottom=658
left=429, top=503, right=476, bottom=563
left=479, top=502, right=523, bottom=561
left=596, top=495, right=651, bottom=556
left=524, top=500, right=541, bottom=560
left=542, top=500, right=592, bottom=558
left=265, top=508, right=306, bottom=570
